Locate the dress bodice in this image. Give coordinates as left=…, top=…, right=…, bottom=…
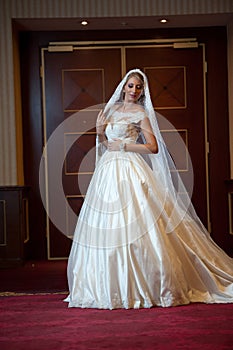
left=105, top=110, right=146, bottom=143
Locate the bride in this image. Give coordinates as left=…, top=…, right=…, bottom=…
left=64, top=68, right=233, bottom=309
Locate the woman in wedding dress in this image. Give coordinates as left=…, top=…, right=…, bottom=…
left=65, top=69, right=233, bottom=309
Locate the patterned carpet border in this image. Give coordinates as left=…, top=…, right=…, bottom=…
left=0, top=291, right=68, bottom=297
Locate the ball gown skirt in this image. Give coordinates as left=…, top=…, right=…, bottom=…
left=64, top=149, right=233, bottom=309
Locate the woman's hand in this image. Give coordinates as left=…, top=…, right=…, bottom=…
left=107, top=139, right=122, bottom=152
left=96, top=110, right=106, bottom=136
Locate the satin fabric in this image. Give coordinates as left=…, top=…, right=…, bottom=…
left=65, top=111, right=233, bottom=309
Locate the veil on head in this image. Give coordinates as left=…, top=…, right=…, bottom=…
left=96, top=68, right=208, bottom=235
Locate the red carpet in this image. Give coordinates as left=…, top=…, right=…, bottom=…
left=1, top=294, right=233, bottom=350
left=0, top=261, right=233, bottom=349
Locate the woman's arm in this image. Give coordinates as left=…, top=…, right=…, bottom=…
left=96, top=110, right=107, bottom=143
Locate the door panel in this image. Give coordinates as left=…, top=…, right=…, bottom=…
left=43, top=48, right=122, bottom=259
left=42, top=43, right=207, bottom=259
left=125, top=45, right=207, bottom=224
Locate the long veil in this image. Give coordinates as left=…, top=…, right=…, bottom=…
left=96, top=68, right=209, bottom=235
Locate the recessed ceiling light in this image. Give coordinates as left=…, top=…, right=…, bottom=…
left=81, top=20, right=89, bottom=26
left=160, top=19, right=168, bottom=23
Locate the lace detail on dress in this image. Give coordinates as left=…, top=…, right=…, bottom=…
left=105, top=110, right=146, bottom=143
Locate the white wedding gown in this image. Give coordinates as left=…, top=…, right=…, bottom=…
left=65, top=110, right=233, bottom=309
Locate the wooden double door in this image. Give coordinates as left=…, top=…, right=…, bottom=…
left=41, top=42, right=208, bottom=259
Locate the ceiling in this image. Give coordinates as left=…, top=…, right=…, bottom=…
left=14, top=13, right=233, bottom=31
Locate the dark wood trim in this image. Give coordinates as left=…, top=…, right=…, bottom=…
left=0, top=186, right=30, bottom=267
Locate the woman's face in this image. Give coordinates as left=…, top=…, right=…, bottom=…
left=123, top=76, right=143, bottom=103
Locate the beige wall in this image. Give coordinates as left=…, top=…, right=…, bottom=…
left=0, top=0, right=233, bottom=185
